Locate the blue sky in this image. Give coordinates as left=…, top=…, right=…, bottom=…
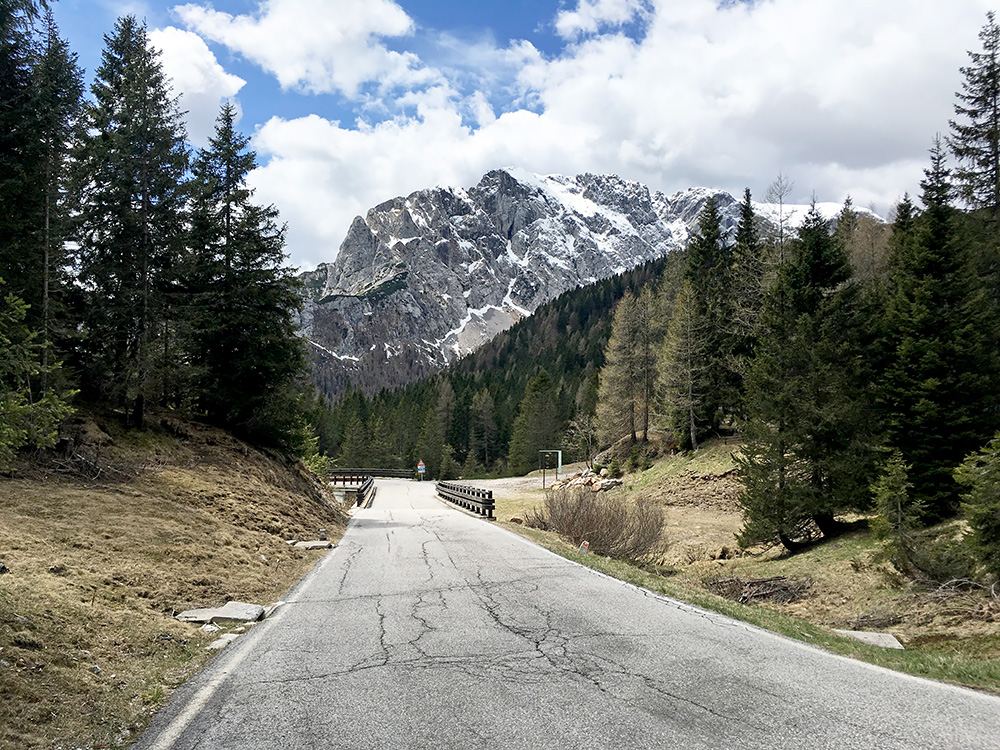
left=50, top=0, right=995, bottom=270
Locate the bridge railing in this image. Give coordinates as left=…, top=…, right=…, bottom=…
left=331, top=468, right=413, bottom=480
left=436, top=481, right=495, bottom=519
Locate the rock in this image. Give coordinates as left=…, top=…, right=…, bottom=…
left=294, top=540, right=334, bottom=550
left=200, top=623, right=220, bottom=633
left=832, top=630, right=904, bottom=650
left=206, top=633, right=241, bottom=651
left=509, top=517, right=524, bottom=525
left=299, top=171, right=754, bottom=397
left=48, top=564, right=67, bottom=576
left=600, top=468, right=609, bottom=478
left=0, top=562, right=9, bottom=575
left=176, top=601, right=265, bottom=625
left=89, top=665, right=102, bottom=675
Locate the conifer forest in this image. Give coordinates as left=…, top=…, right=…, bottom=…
left=3, top=2, right=1000, bottom=573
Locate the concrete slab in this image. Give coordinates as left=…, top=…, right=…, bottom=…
left=294, top=540, right=334, bottom=550
left=176, top=601, right=265, bottom=624
left=833, top=629, right=904, bottom=649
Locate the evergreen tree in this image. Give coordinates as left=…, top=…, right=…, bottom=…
left=415, top=405, right=445, bottom=478
left=880, top=138, right=998, bottom=519
left=0, top=0, right=43, bottom=307
left=950, top=11, right=1000, bottom=213
left=680, top=195, right=739, bottom=436
left=31, top=11, right=83, bottom=372
left=659, top=279, right=710, bottom=450
left=469, top=388, right=498, bottom=468
left=186, top=102, right=306, bottom=447
left=595, top=288, right=657, bottom=445
left=509, top=370, right=559, bottom=475
left=956, top=433, right=1000, bottom=580
left=737, top=205, right=876, bottom=551
left=0, top=279, right=74, bottom=470
left=72, top=16, right=189, bottom=427
left=730, top=188, right=764, bottom=409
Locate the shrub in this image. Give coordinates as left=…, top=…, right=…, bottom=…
left=956, top=434, right=1000, bottom=581
left=526, top=487, right=663, bottom=563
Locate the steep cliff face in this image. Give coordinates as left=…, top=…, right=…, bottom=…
left=300, top=168, right=742, bottom=397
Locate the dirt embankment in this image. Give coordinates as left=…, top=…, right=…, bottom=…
left=0, top=414, right=347, bottom=750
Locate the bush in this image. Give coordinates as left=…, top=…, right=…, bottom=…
left=526, top=487, right=663, bottom=563
left=956, top=434, right=1000, bottom=581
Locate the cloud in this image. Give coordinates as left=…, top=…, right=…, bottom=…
left=174, top=0, right=435, bottom=97
left=149, top=27, right=246, bottom=147
left=554, top=0, right=650, bottom=39
left=180, top=0, right=996, bottom=270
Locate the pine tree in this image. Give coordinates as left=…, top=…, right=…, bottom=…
left=31, top=11, right=83, bottom=372
left=950, top=11, right=1000, bottom=213
left=185, top=102, right=306, bottom=447
left=0, top=0, right=42, bottom=306
left=595, top=287, right=657, bottom=445
left=509, top=370, right=558, bottom=475
left=737, top=204, right=876, bottom=551
left=881, top=138, right=998, bottom=519
left=73, top=16, right=189, bottom=427
left=469, top=388, right=498, bottom=468
left=659, top=280, right=710, bottom=450
left=0, top=279, right=74, bottom=470
left=730, top=188, right=764, bottom=409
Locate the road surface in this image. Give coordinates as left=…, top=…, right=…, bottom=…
left=135, top=479, right=1000, bottom=749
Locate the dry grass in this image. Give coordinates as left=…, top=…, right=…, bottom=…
left=0, top=414, right=347, bottom=749
left=486, top=437, right=1000, bottom=692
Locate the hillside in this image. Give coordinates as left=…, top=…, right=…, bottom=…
left=483, top=442, right=1000, bottom=693
left=0, top=415, right=348, bottom=749
left=317, top=253, right=680, bottom=470
left=301, top=169, right=739, bottom=397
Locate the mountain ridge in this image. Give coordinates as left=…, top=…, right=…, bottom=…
left=298, top=168, right=853, bottom=397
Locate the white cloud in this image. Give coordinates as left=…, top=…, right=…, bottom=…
left=149, top=27, right=246, bottom=147
left=555, top=0, right=649, bottom=39
left=187, top=0, right=998, bottom=270
left=174, top=0, right=435, bottom=97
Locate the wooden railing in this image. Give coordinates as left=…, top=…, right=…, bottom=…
left=436, top=481, right=495, bottom=519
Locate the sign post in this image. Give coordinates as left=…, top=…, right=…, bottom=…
left=417, top=460, right=426, bottom=481
left=538, top=450, right=562, bottom=489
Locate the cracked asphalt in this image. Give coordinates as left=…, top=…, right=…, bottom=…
left=135, top=480, right=1000, bottom=749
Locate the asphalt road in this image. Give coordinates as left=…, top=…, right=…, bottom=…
left=135, top=479, right=1000, bottom=749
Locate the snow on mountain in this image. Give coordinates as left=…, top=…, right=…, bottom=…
left=299, top=168, right=864, bottom=397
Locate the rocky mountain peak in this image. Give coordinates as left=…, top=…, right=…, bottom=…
left=299, top=169, right=763, bottom=397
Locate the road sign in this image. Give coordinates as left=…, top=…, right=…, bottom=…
left=417, top=460, right=425, bottom=473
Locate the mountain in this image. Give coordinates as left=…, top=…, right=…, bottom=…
left=299, top=168, right=833, bottom=397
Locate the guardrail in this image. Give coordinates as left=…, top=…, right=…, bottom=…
left=356, top=475, right=375, bottom=508
left=332, top=468, right=413, bottom=479
left=329, top=473, right=370, bottom=485
left=436, top=481, right=495, bottom=519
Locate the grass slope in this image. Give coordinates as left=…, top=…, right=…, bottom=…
left=0, top=416, right=347, bottom=749
left=491, top=440, right=1000, bottom=694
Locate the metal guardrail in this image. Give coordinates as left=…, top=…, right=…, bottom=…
left=332, top=468, right=413, bottom=479
left=436, top=481, right=495, bottom=519
left=329, top=473, right=370, bottom=486
left=356, top=476, right=375, bottom=508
